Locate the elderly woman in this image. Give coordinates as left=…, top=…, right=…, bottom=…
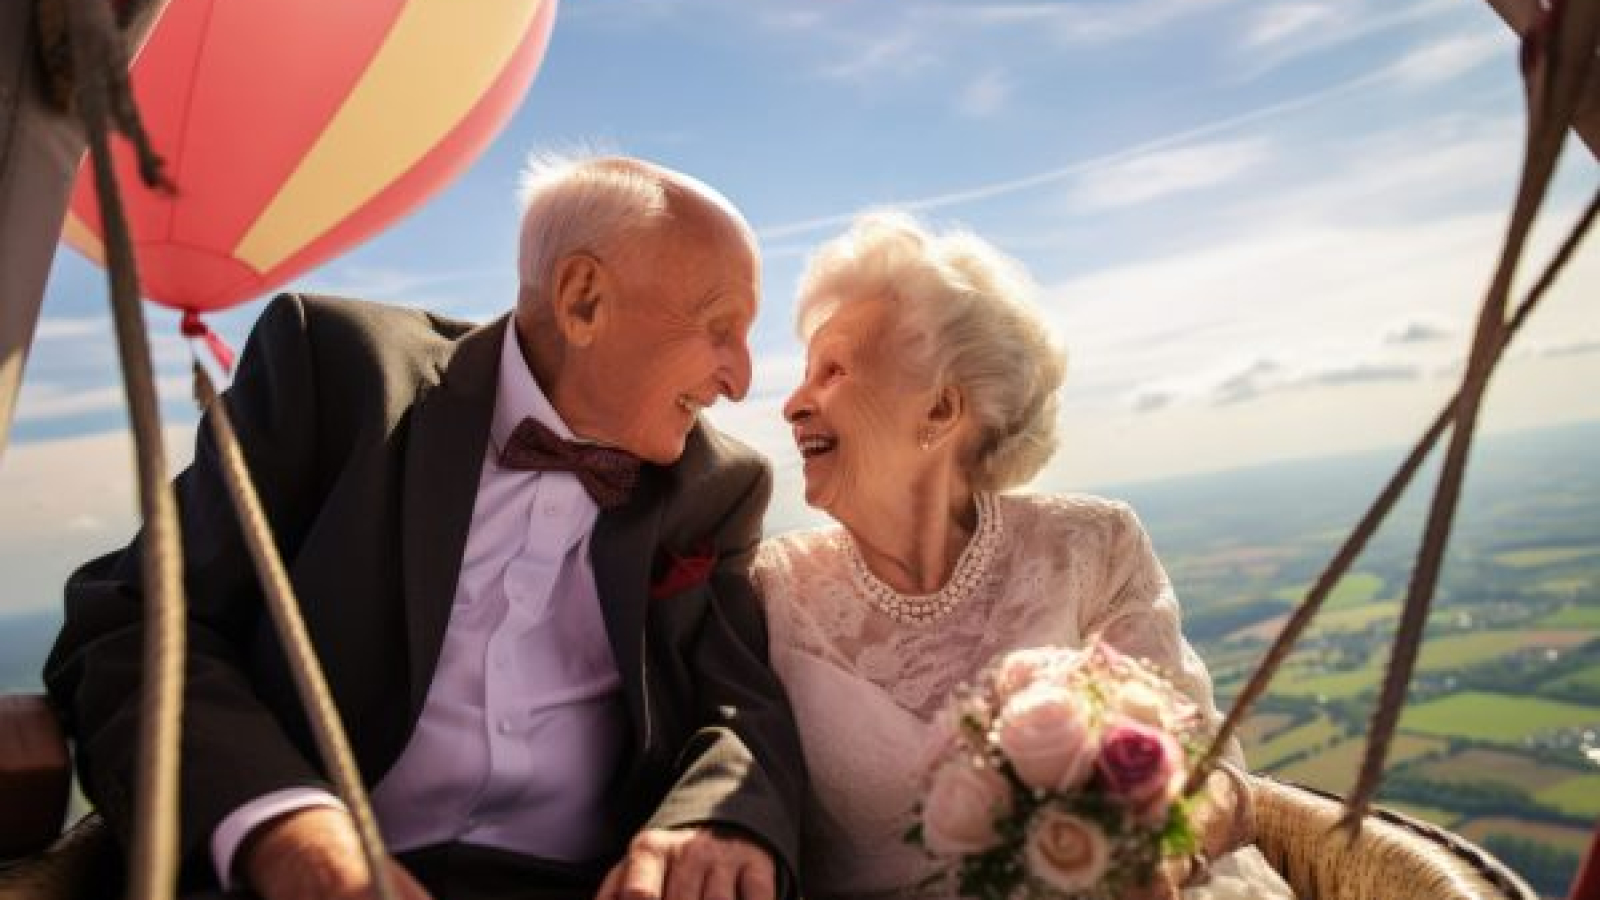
left=753, top=212, right=1294, bottom=900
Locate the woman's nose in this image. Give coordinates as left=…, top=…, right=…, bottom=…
left=783, top=388, right=812, bottom=424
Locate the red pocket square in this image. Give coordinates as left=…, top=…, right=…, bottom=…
left=650, top=542, right=717, bottom=600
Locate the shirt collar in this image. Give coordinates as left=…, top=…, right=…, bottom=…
left=491, top=320, right=578, bottom=456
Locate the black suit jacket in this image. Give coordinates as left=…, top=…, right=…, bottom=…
left=44, top=294, right=806, bottom=889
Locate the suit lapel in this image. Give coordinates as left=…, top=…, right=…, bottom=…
left=401, top=315, right=505, bottom=712
left=592, top=464, right=666, bottom=747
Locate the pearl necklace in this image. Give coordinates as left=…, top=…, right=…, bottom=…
left=846, top=493, right=1004, bottom=626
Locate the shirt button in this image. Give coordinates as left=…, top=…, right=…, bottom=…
left=543, top=503, right=561, bottom=517
left=497, top=718, right=513, bottom=734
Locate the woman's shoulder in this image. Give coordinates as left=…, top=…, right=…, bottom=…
left=996, top=491, right=1142, bottom=533
left=755, top=525, right=846, bottom=575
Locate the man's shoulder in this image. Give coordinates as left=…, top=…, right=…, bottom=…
left=254, top=293, right=494, bottom=383
left=678, top=419, right=769, bottom=482
left=266, top=293, right=479, bottom=345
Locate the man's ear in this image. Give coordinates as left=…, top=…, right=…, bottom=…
left=551, top=253, right=612, bottom=348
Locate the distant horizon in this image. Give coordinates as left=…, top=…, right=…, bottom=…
left=4, top=413, right=1592, bottom=620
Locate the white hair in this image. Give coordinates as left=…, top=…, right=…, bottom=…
left=515, top=152, right=672, bottom=294
left=796, top=210, right=1067, bottom=491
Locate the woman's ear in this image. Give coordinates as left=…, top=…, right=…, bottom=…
left=550, top=253, right=612, bottom=348
left=924, top=384, right=965, bottom=442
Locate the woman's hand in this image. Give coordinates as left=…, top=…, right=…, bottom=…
left=1122, top=762, right=1255, bottom=898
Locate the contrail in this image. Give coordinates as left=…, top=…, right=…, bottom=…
left=755, top=68, right=1386, bottom=241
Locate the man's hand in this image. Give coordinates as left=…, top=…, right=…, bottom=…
left=595, top=827, right=776, bottom=900
left=240, top=806, right=432, bottom=900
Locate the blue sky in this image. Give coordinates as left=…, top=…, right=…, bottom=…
left=3, top=0, right=1597, bottom=609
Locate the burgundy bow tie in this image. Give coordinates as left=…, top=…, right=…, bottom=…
left=499, top=417, right=640, bottom=510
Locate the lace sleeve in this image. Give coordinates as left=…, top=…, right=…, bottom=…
left=1081, top=503, right=1245, bottom=765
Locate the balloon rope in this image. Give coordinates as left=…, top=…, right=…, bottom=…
left=191, top=362, right=400, bottom=900
left=1183, top=183, right=1599, bottom=801
left=1183, top=0, right=1600, bottom=831
left=181, top=311, right=237, bottom=373
left=60, top=1, right=182, bottom=898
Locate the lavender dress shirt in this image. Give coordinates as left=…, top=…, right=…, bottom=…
left=211, top=324, right=628, bottom=884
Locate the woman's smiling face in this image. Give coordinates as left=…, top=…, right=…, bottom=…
left=783, top=299, right=935, bottom=521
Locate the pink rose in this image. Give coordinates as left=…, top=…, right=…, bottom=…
left=993, top=646, right=1077, bottom=700
left=1096, top=718, right=1184, bottom=814
left=994, top=685, right=1096, bottom=791
left=1024, top=806, right=1111, bottom=893
left=922, top=761, right=1012, bottom=855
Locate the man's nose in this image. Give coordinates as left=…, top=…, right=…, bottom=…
left=719, top=339, right=753, bottom=402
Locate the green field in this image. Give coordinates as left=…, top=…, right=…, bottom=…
left=1413, top=748, right=1576, bottom=791
left=1272, top=571, right=1384, bottom=610
left=1379, top=801, right=1461, bottom=829
left=1534, top=772, right=1600, bottom=818
left=1236, top=711, right=1296, bottom=747
left=1538, top=603, right=1600, bottom=629
left=1401, top=692, right=1600, bottom=743
left=1271, top=630, right=1594, bottom=699
left=1231, top=601, right=1402, bottom=644
left=1271, top=664, right=1378, bottom=700
left=1247, top=715, right=1342, bottom=769
left=1274, top=732, right=1447, bottom=794
left=1493, top=547, right=1600, bottom=568
left=1541, top=663, right=1600, bottom=695
left=1457, top=817, right=1597, bottom=854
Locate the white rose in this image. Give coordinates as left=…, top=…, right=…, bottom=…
left=922, top=761, right=1012, bottom=855
left=1025, top=806, right=1112, bottom=894
left=1108, top=680, right=1173, bottom=729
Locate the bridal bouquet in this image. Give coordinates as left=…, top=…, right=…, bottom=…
left=909, top=641, right=1205, bottom=900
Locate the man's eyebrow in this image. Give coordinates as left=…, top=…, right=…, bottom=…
left=694, top=290, right=742, bottom=317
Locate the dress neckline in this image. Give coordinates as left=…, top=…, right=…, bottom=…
left=841, top=492, right=1005, bottom=626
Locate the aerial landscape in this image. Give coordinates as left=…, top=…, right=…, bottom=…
left=1114, top=419, right=1600, bottom=897
left=3, top=420, right=1596, bottom=895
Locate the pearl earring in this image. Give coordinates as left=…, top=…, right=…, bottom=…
left=919, top=427, right=935, bottom=450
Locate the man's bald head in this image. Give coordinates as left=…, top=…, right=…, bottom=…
left=515, top=154, right=755, bottom=300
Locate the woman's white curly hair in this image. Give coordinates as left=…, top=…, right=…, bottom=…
left=796, top=210, right=1067, bottom=491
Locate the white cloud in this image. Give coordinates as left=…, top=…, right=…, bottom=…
left=760, top=9, right=823, bottom=32
left=819, top=33, right=937, bottom=84
left=1069, top=138, right=1273, bottom=211
left=0, top=426, right=194, bottom=614
left=1131, top=387, right=1180, bottom=414
left=757, top=69, right=1376, bottom=239
left=32, top=317, right=109, bottom=341
left=301, top=264, right=501, bottom=313
left=1233, top=0, right=1461, bottom=79
left=1535, top=339, right=1600, bottom=358
left=1383, top=317, right=1454, bottom=345
left=1297, top=362, right=1421, bottom=388
left=14, top=374, right=191, bottom=422
left=1385, top=31, right=1507, bottom=88
left=957, top=70, right=1014, bottom=119
left=1211, top=358, right=1286, bottom=406
left=1035, top=0, right=1239, bottom=45
left=1245, top=3, right=1340, bottom=48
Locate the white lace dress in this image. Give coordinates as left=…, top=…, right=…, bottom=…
left=754, top=493, right=1295, bottom=900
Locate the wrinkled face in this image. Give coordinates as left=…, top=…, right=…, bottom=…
left=568, top=218, right=758, bottom=465
left=783, top=300, right=935, bottom=523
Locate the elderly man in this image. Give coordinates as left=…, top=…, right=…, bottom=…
left=45, top=156, right=806, bottom=900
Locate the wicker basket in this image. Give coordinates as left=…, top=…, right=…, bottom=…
left=1252, top=775, right=1539, bottom=900
left=1, top=781, right=1545, bottom=900
left=0, top=815, right=117, bottom=900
